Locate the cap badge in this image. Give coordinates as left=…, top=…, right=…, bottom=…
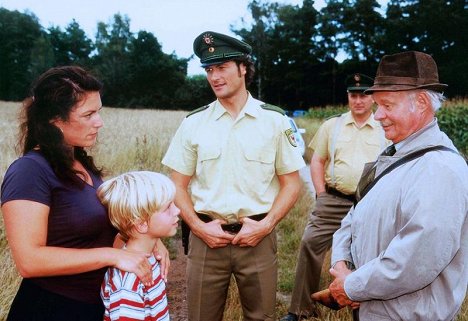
left=354, top=74, right=361, bottom=82
left=208, top=47, right=215, bottom=53
left=203, top=33, right=214, bottom=45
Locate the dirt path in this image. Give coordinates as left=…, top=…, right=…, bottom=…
left=166, top=239, right=188, bottom=321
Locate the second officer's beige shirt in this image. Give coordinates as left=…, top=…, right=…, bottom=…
left=309, top=111, right=388, bottom=195
left=162, top=94, right=305, bottom=223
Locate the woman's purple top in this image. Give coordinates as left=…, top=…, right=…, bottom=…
left=1, top=150, right=116, bottom=304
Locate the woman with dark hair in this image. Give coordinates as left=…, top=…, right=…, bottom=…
left=1, top=66, right=168, bottom=321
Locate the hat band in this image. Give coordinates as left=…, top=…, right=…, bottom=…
left=375, top=76, right=440, bottom=86
left=202, top=51, right=245, bottom=63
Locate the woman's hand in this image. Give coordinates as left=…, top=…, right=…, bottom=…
left=154, top=239, right=170, bottom=282
left=113, top=248, right=153, bottom=286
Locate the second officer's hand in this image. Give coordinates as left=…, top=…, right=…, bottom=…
left=232, top=217, right=269, bottom=247
left=196, top=219, right=235, bottom=249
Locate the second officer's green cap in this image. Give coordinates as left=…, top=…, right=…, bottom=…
left=346, top=73, right=374, bottom=92
left=193, top=31, right=252, bottom=67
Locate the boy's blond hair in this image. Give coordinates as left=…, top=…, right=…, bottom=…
left=97, top=171, right=175, bottom=241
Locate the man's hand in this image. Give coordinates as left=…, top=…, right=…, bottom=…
left=231, top=217, right=271, bottom=247
left=329, top=262, right=360, bottom=309
left=192, top=219, right=235, bottom=248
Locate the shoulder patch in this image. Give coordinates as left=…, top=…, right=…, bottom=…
left=260, top=103, right=286, bottom=115
left=285, top=128, right=298, bottom=147
left=325, top=113, right=343, bottom=121
left=186, top=105, right=209, bottom=118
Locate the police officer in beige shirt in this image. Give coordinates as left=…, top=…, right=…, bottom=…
left=162, top=31, right=305, bottom=321
left=281, top=74, right=388, bottom=321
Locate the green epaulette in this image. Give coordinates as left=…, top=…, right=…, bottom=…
left=186, top=105, right=209, bottom=118
left=260, top=103, right=286, bottom=115
left=325, top=113, right=343, bottom=121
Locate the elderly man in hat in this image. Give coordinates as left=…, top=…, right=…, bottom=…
left=162, top=31, right=305, bottom=321
left=281, top=73, right=388, bottom=321
left=329, top=51, right=468, bottom=320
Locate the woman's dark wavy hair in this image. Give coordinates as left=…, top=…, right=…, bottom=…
left=19, top=66, right=104, bottom=188
left=234, top=56, right=256, bottom=87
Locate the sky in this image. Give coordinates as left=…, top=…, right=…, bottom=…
left=0, top=0, right=316, bottom=75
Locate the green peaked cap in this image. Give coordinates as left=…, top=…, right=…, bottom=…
left=193, top=31, right=252, bottom=67
left=346, top=73, right=374, bottom=92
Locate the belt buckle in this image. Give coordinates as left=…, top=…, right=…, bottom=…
left=222, top=223, right=242, bottom=234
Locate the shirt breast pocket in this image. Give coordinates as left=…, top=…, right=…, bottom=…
left=242, top=145, right=276, bottom=194
left=365, top=135, right=381, bottom=148
left=364, top=135, right=384, bottom=156
left=196, top=146, right=221, bottom=187
left=335, top=134, right=352, bottom=149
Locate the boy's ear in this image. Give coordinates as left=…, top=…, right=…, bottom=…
left=134, top=220, right=149, bottom=234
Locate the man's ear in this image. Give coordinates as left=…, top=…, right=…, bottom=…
left=134, top=220, right=149, bottom=234
left=241, top=63, right=247, bottom=76
left=417, top=91, right=432, bottom=113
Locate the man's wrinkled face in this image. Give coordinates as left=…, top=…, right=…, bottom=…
left=373, top=91, right=422, bottom=143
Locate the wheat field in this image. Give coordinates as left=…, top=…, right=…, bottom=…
left=0, top=101, right=466, bottom=320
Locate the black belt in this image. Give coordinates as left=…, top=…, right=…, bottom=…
left=325, top=185, right=356, bottom=203
left=197, top=213, right=267, bottom=234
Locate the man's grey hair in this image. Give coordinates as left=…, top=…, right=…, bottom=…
left=409, top=90, right=446, bottom=112
left=425, top=90, right=446, bottom=112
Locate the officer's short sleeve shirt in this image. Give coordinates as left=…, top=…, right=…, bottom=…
left=308, top=111, right=388, bottom=194
left=162, top=94, right=305, bottom=222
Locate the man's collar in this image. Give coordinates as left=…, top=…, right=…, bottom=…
left=213, top=92, right=259, bottom=120
left=343, top=111, right=378, bottom=128
left=243, top=93, right=260, bottom=118
left=213, top=101, right=226, bottom=120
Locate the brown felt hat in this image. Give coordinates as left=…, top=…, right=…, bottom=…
left=365, top=51, right=447, bottom=94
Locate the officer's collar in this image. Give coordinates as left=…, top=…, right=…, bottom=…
left=213, top=92, right=259, bottom=120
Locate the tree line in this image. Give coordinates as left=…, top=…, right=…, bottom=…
left=0, top=0, right=466, bottom=110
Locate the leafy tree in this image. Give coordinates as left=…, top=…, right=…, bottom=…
left=1, top=2, right=466, bottom=106
left=47, top=20, right=93, bottom=66
left=315, top=0, right=383, bottom=104
left=340, top=0, right=385, bottom=61
left=384, top=0, right=468, bottom=96
left=93, top=14, right=134, bottom=106
left=0, top=8, right=43, bottom=100
left=235, top=0, right=279, bottom=100
left=126, top=30, right=188, bottom=108
left=29, top=34, right=55, bottom=80
left=235, top=0, right=322, bottom=108
left=268, top=0, right=320, bottom=108
left=175, top=75, right=213, bottom=109
left=315, top=0, right=347, bottom=61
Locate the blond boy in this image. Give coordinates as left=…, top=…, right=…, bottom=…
left=97, top=171, right=179, bottom=321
